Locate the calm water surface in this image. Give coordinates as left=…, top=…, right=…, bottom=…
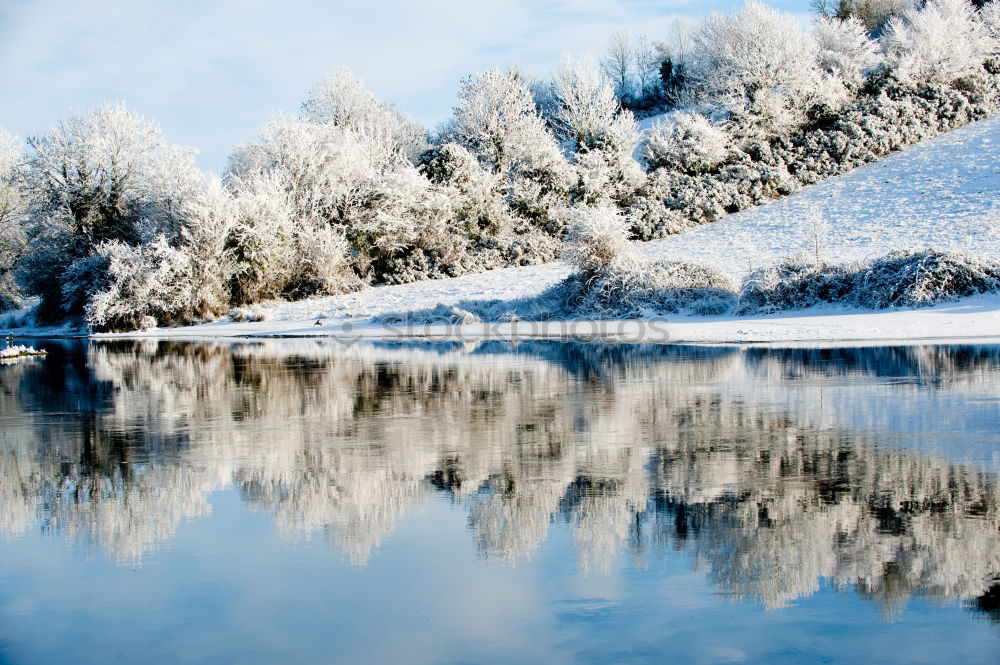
left=1, top=339, right=999, bottom=664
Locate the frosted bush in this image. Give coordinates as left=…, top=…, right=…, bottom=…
left=633, top=170, right=738, bottom=240
left=883, top=0, right=991, bottom=87
left=562, top=258, right=738, bottom=318
left=85, top=237, right=198, bottom=331
left=60, top=251, right=112, bottom=318
left=419, top=142, right=485, bottom=189
left=737, top=254, right=855, bottom=314
left=739, top=250, right=1000, bottom=314
left=287, top=219, right=358, bottom=298
left=643, top=113, right=731, bottom=174
left=349, top=166, right=472, bottom=284
left=562, top=204, right=636, bottom=273
left=632, top=69, right=997, bottom=242
left=228, top=305, right=269, bottom=323
left=853, top=249, right=1000, bottom=308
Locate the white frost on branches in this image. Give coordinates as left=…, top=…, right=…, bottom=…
left=883, top=0, right=991, bottom=86
left=688, top=1, right=830, bottom=134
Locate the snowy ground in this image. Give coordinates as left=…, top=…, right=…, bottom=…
left=6, top=114, right=1000, bottom=345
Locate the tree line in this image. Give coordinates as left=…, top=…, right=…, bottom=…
left=1, top=0, right=999, bottom=331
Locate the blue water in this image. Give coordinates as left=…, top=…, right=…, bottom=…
left=0, top=339, right=998, bottom=665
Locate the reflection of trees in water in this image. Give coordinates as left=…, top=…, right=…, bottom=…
left=1, top=339, right=999, bottom=616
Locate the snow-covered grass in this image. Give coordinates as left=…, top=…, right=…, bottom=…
left=7, top=113, right=1000, bottom=345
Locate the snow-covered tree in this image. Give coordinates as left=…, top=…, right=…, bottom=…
left=21, top=103, right=208, bottom=320
left=174, top=177, right=237, bottom=318
left=301, top=67, right=427, bottom=165
left=883, top=0, right=992, bottom=87
left=448, top=69, right=570, bottom=185
left=85, top=237, right=196, bottom=331
left=229, top=114, right=452, bottom=286
left=812, top=16, right=882, bottom=89
left=655, top=19, right=696, bottom=105
left=446, top=69, right=573, bottom=241
left=980, top=1, right=1000, bottom=46
left=26, top=102, right=195, bottom=248
left=228, top=117, right=377, bottom=234
left=552, top=56, right=637, bottom=154
left=226, top=173, right=296, bottom=305
left=689, top=1, right=826, bottom=135
left=551, top=56, right=643, bottom=205
left=0, top=131, right=25, bottom=311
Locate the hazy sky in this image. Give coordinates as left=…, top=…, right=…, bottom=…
left=0, top=0, right=810, bottom=173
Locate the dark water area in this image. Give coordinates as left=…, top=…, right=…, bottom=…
left=1, top=338, right=999, bottom=664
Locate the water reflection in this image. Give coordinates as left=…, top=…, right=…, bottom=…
left=1, top=339, right=999, bottom=619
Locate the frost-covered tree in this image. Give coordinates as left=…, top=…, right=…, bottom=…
left=229, top=69, right=464, bottom=287
left=883, top=0, right=992, bottom=86
left=21, top=103, right=208, bottom=321
left=229, top=113, right=453, bottom=286
left=301, top=67, right=427, bottom=165
left=0, top=131, right=26, bottom=311
left=812, top=16, right=882, bottom=89
left=174, top=177, right=237, bottom=318
left=551, top=56, right=643, bottom=205
left=655, top=19, right=696, bottom=105
left=448, top=69, right=569, bottom=183
left=446, top=69, right=572, bottom=239
left=225, top=173, right=296, bottom=305
left=552, top=56, right=637, bottom=154
left=689, top=1, right=828, bottom=135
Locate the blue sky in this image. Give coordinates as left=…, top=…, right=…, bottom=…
left=0, top=0, right=811, bottom=173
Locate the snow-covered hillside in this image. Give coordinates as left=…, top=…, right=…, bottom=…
left=8, top=113, right=1000, bottom=344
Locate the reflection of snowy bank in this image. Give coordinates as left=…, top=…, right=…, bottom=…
left=1, top=339, right=999, bottom=615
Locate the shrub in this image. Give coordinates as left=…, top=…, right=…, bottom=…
left=562, top=204, right=636, bottom=273
left=853, top=249, right=1000, bottom=307
left=643, top=112, right=731, bottom=174
left=737, top=254, right=856, bottom=314
left=738, top=249, right=1000, bottom=314
left=85, top=237, right=197, bottom=331
left=563, top=258, right=738, bottom=318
